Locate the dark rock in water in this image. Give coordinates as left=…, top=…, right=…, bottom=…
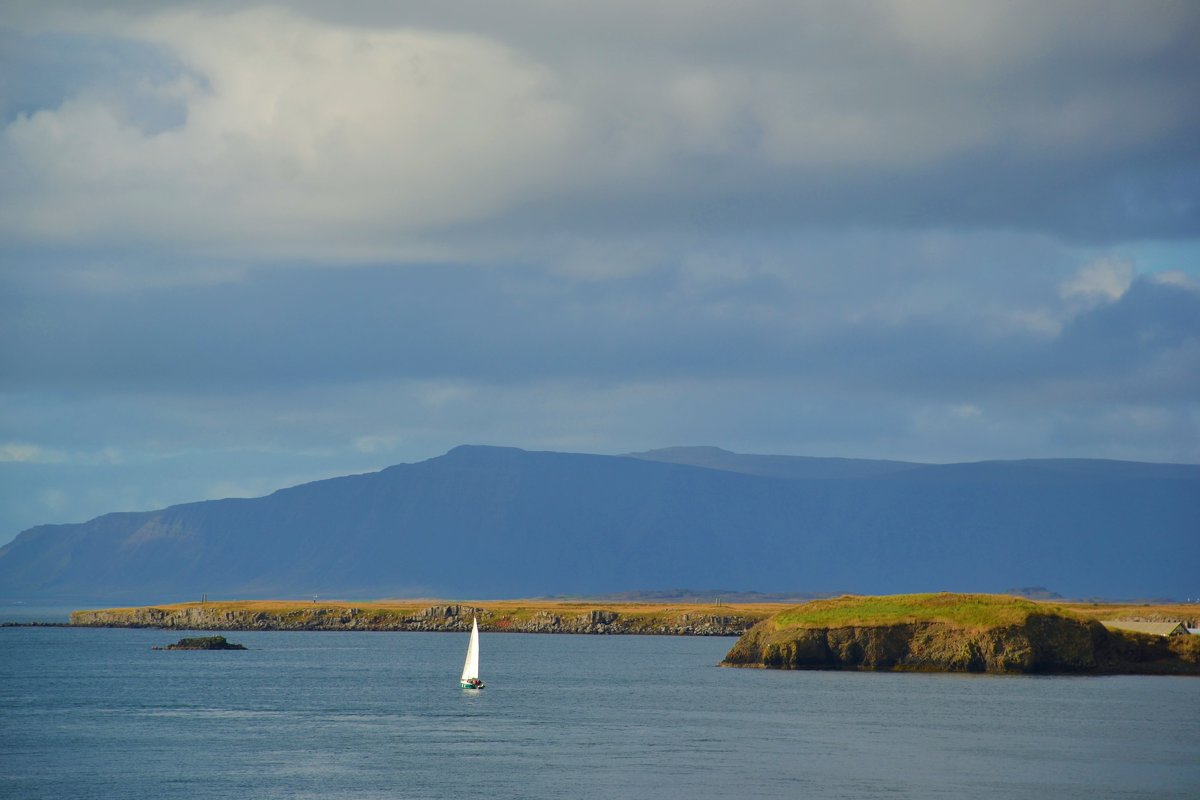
left=153, top=635, right=246, bottom=651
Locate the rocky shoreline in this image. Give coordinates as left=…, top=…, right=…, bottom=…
left=70, top=602, right=765, bottom=636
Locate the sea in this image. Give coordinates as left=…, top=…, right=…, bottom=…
left=1, top=623, right=1198, bottom=800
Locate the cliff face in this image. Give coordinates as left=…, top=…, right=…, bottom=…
left=724, top=614, right=1105, bottom=672
left=722, top=612, right=1200, bottom=675
left=70, top=603, right=763, bottom=636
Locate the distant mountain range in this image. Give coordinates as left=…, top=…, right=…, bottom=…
left=1, top=445, right=1196, bottom=604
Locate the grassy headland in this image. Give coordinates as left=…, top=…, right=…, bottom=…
left=722, top=593, right=1200, bottom=674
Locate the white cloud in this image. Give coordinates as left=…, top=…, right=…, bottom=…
left=951, top=404, right=984, bottom=420
left=0, top=443, right=44, bottom=463
left=1060, top=257, right=1134, bottom=302
left=2, top=3, right=1195, bottom=266
left=1153, top=270, right=1199, bottom=291
left=0, top=442, right=124, bottom=465
left=2, top=7, right=582, bottom=258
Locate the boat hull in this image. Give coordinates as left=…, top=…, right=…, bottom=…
left=460, top=680, right=485, bottom=689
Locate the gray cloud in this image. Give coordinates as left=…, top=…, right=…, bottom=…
left=1, top=0, right=1196, bottom=262
left=4, top=242, right=1196, bottom=404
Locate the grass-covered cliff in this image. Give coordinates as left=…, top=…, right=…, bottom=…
left=721, top=593, right=1200, bottom=674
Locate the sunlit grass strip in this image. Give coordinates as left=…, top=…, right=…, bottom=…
left=772, top=593, right=1080, bottom=629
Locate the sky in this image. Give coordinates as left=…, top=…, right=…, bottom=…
left=1, top=0, right=1198, bottom=544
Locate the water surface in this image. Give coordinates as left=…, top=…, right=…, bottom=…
left=1, top=628, right=1197, bottom=799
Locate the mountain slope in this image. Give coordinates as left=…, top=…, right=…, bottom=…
left=624, top=446, right=921, bottom=479
left=1, top=445, right=1196, bottom=603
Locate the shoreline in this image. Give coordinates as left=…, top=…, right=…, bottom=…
left=63, top=596, right=1200, bottom=650
left=68, top=599, right=779, bottom=636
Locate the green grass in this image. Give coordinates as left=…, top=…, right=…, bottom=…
left=772, top=593, right=1078, bottom=629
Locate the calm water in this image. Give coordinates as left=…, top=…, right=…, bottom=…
left=1, top=628, right=1197, bottom=800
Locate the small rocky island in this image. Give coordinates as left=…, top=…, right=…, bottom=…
left=721, top=593, right=1200, bottom=675
left=153, top=635, right=247, bottom=651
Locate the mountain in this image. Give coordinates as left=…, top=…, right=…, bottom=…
left=625, top=446, right=922, bottom=479
left=1, top=445, right=1197, bottom=604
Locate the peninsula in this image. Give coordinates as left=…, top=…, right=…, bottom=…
left=70, top=598, right=775, bottom=635
left=720, top=593, right=1200, bottom=675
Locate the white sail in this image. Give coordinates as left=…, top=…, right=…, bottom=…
left=460, top=617, right=480, bottom=683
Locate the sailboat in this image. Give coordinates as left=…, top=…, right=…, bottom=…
left=460, top=616, right=485, bottom=689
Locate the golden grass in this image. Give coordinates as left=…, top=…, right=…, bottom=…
left=769, top=593, right=1064, bottom=629
left=1059, top=601, right=1200, bottom=623
left=89, top=595, right=1200, bottom=628
left=770, top=594, right=1200, bottom=630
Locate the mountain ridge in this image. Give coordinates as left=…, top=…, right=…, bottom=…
left=1, top=445, right=1196, bottom=604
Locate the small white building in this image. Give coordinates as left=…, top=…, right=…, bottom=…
left=1100, top=620, right=1188, bottom=637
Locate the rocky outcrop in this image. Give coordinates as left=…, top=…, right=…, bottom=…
left=153, top=635, right=246, bottom=650
left=722, top=613, right=1200, bottom=675
left=70, top=603, right=764, bottom=636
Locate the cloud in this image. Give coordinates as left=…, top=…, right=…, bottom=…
left=951, top=404, right=983, bottom=420
left=1153, top=270, right=1198, bottom=290
left=2, top=1, right=1197, bottom=268
left=1061, top=257, right=1135, bottom=302
left=0, top=441, right=124, bottom=465
left=2, top=7, right=578, bottom=259
left=0, top=443, right=44, bottom=462
left=4, top=235, right=1195, bottom=415
left=1052, top=275, right=1200, bottom=398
